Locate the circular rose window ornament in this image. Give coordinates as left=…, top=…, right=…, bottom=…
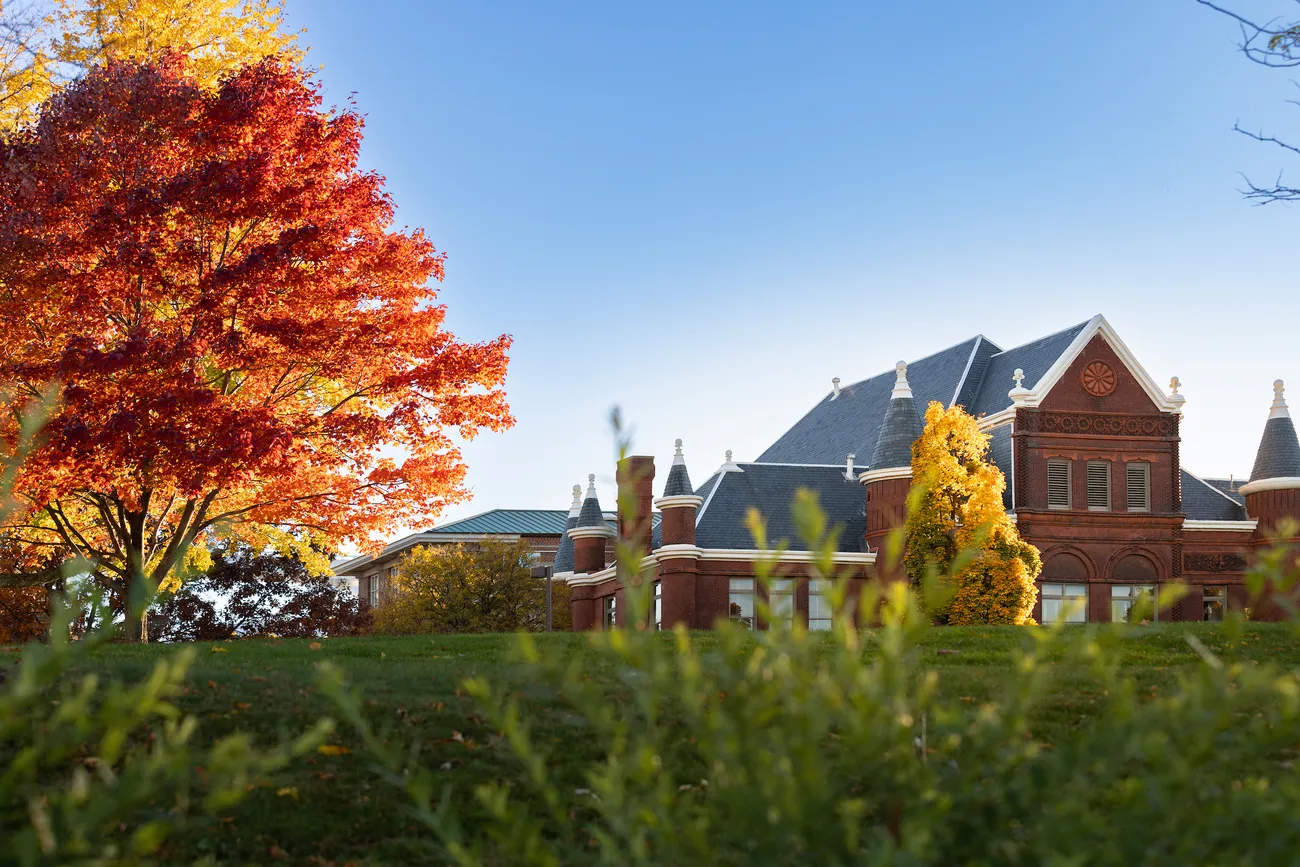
left=1081, top=360, right=1117, bottom=397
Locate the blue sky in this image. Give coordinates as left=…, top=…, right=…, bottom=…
left=285, top=1, right=1300, bottom=529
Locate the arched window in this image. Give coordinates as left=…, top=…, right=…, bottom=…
left=1110, top=554, right=1159, bottom=622
left=1041, top=552, right=1089, bottom=623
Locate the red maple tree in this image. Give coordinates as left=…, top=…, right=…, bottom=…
left=0, top=56, right=513, bottom=635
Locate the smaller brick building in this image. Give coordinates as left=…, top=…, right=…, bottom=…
left=335, top=509, right=585, bottom=607
left=558, top=314, right=1300, bottom=631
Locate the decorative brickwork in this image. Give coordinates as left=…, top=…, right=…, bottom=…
left=1017, top=410, right=1177, bottom=438
left=1081, top=360, right=1117, bottom=397
left=1183, top=553, right=1248, bottom=573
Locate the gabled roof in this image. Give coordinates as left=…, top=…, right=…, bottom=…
left=430, top=509, right=570, bottom=536
left=964, top=320, right=1091, bottom=418
left=1181, top=470, right=1249, bottom=521
left=692, top=463, right=867, bottom=552
left=757, top=336, right=989, bottom=465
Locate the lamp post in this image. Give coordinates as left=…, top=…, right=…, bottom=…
left=530, top=564, right=554, bottom=632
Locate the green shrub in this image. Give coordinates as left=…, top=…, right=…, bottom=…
left=1, top=597, right=332, bottom=866
left=324, top=494, right=1300, bottom=866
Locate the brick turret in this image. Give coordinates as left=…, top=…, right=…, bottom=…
left=860, top=361, right=922, bottom=580
left=1241, top=380, right=1300, bottom=544
left=569, top=474, right=614, bottom=630
left=654, top=439, right=704, bottom=628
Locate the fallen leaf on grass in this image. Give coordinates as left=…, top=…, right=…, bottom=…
left=276, top=787, right=299, bottom=799
left=210, top=647, right=228, bottom=653
left=317, top=744, right=352, bottom=756
left=234, top=702, right=252, bottom=711
left=309, top=642, right=323, bottom=651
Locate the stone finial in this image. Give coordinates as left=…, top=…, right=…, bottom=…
left=1008, top=367, right=1031, bottom=405
left=725, top=449, right=733, bottom=463
left=672, top=438, right=686, bottom=465
left=571, top=484, right=582, bottom=505
left=1165, top=376, right=1186, bottom=415
left=1271, top=379, right=1290, bottom=419
left=586, top=473, right=597, bottom=497
left=831, top=377, right=841, bottom=399
left=890, top=361, right=913, bottom=400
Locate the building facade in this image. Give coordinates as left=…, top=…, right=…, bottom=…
left=335, top=509, right=575, bottom=608
left=558, top=315, right=1300, bottom=630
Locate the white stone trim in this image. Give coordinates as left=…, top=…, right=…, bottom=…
left=978, top=407, right=1016, bottom=429
left=697, top=548, right=876, bottom=565
left=1237, top=477, right=1300, bottom=496
left=858, top=466, right=912, bottom=485
left=655, top=544, right=703, bottom=560
left=568, top=525, right=615, bottom=540
left=1182, top=519, right=1258, bottom=531
left=654, top=495, right=704, bottom=510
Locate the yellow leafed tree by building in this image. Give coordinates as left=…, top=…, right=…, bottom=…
left=904, top=401, right=1042, bottom=625
left=1, top=0, right=301, bottom=131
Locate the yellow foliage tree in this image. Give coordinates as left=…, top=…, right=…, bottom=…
left=373, top=539, right=571, bottom=635
left=903, top=401, right=1041, bottom=625
left=1, top=0, right=301, bottom=130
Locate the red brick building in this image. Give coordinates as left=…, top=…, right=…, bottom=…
left=559, top=315, right=1300, bottom=630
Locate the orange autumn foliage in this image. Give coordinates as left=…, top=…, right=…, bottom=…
left=0, top=56, right=513, bottom=619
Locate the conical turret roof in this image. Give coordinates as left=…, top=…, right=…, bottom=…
left=662, top=439, right=694, bottom=496
left=575, top=474, right=607, bottom=528
left=869, top=361, right=924, bottom=470
left=551, top=484, right=582, bottom=573
left=1249, top=380, right=1300, bottom=482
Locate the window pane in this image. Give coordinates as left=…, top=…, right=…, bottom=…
left=729, top=579, right=755, bottom=628
left=1043, top=599, right=1063, bottom=622
left=1203, top=585, right=1226, bottom=599
left=1066, top=584, right=1087, bottom=597
left=769, top=579, right=794, bottom=626
left=1042, top=583, right=1063, bottom=596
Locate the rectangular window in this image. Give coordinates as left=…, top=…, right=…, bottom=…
left=1087, top=461, right=1111, bottom=511
left=1126, top=462, right=1150, bottom=512
left=367, top=575, right=379, bottom=607
left=603, top=595, right=617, bottom=630
left=729, top=579, right=755, bottom=629
left=653, top=580, right=663, bottom=631
left=1203, top=585, right=1227, bottom=622
left=808, top=578, right=833, bottom=631
left=769, top=579, right=795, bottom=629
left=1111, top=584, right=1156, bottom=623
left=1041, top=583, right=1088, bottom=624
left=1047, top=459, right=1071, bottom=509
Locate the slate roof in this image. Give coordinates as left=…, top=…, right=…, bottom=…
left=1249, top=416, right=1300, bottom=481
left=552, top=514, right=578, bottom=572
left=757, top=337, right=987, bottom=465
left=756, top=319, right=1093, bottom=468
left=987, top=424, right=1014, bottom=510
left=663, top=461, right=693, bottom=497
left=693, top=464, right=868, bottom=552
left=964, top=320, right=1091, bottom=418
left=869, top=392, right=923, bottom=470
left=430, top=509, right=569, bottom=535
left=576, top=493, right=606, bottom=529
left=1200, top=478, right=1245, bottom=505
left=1181, top=471, right=1249, bottom=521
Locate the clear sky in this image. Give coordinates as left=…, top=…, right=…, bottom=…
left=284, top=0, right=1300, bottom=531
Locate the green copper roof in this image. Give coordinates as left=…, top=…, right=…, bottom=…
left=429, top=509, right=570, bottom=535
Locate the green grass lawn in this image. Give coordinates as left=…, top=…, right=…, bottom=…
left=13, top=623, right=1300, bottom=865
